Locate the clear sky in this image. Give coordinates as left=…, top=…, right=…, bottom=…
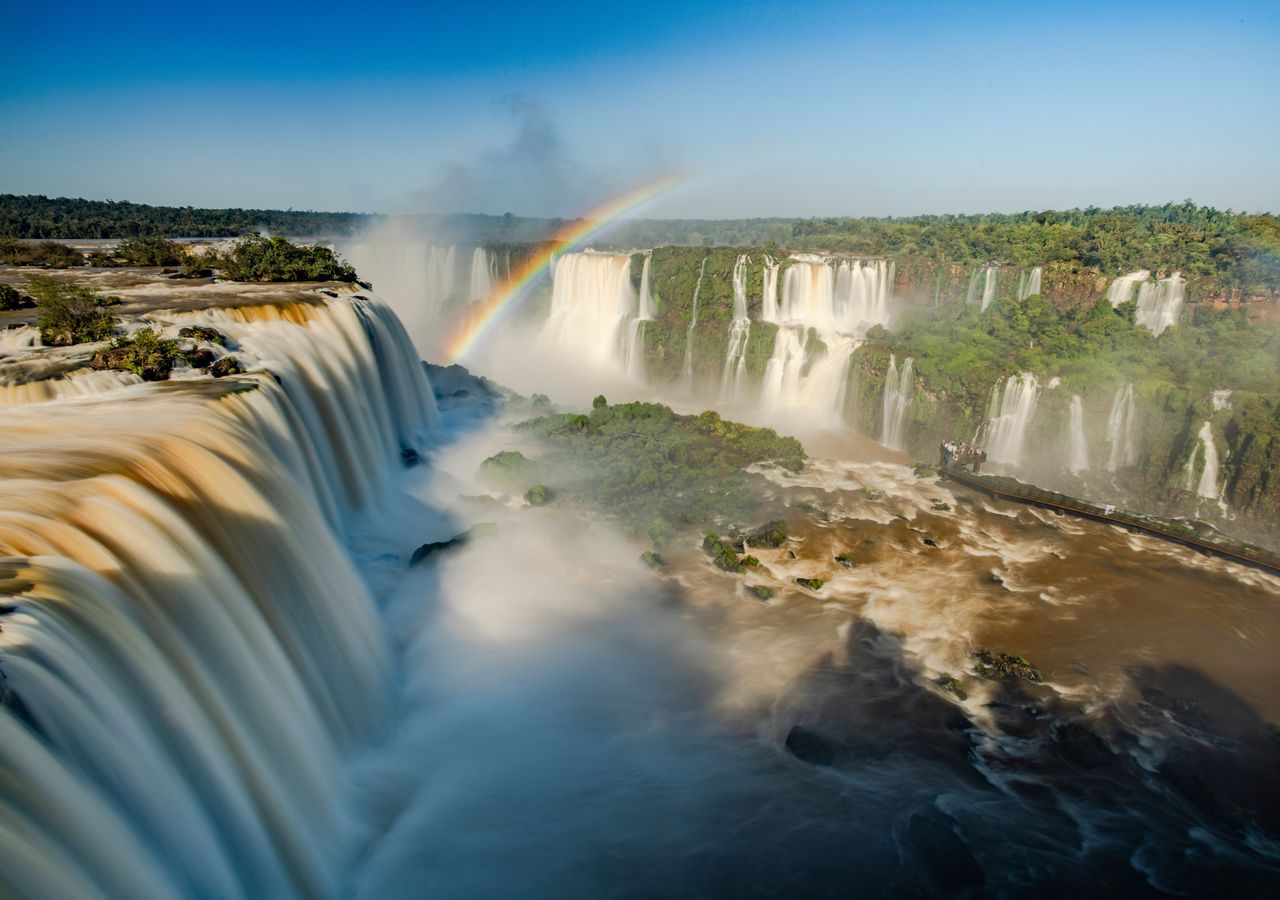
left=3, top=0, right=1277, bottom=218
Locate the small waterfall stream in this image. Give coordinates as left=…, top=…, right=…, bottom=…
left=880, top=354, right=913, bottom=451
left=1066, top=395, right=1089, bottom=473
left=719, top=255, right=751, bottom=402
left=1105, top=382, right=1137, bottom=471
left=982, top=373, right=1040, bottom=467
left=681, top=258, right=709, bottom=393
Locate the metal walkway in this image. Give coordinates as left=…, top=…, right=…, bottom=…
left=939, top=465, right=1280, bottom=576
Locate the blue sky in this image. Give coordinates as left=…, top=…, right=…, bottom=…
left=3, top=0, right=1277, bottom=217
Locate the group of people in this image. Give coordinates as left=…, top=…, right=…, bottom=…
left=939, top=439, right=987, bottom=472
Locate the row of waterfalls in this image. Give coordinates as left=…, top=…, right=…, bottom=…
left=0, top=296, right=437, bottom=898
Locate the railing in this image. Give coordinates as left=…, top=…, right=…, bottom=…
left=939, top=466, right=1280, bottom=576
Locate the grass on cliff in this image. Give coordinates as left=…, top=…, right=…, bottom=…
left=507, top=399, right=804, bottom=545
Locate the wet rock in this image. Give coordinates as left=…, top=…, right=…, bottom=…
left=973, top=650, right=1042, bottom=683
left=747, top=584, right=774, bottom=601
left=936, top=674, right=968, bottom=701
left=931, top=500, right=951, bottom=511
left=835, top=550, right=856, bottom=568
left=183, top=347, right=217, bottom=368
left=794, top=577, right=825, bottom=591
left=785, top=726, right=835, bottom=766
left=410, top=523, right=495, bottom=566
left=746, top=519, right=788, bottom=547
left=639, top=550, right=665, bottom=569
left=922, top=536, right=939, bottom=548
left=400, top=447, right=421, bottom=467
left=703, top=533, right=750, bottom=573
left=209, top=356, right=243, bottom=377
left=985, top=571, right=1005, bottom=587
left=178, top=325, right=225, bottom=345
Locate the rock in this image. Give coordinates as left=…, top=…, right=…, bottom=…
left=209, top=356, right=243, bottom=378
left=639, top=550, right=665, bottom=569
left=794, top=577, right=825, bottom=591
left=183, top=348, right=216, bottom=368
left=178, top=325, right=225, bottom=345
left=785, top=726, right=835, bottom=766
left=746, top=519, right=788, bottom=547
left=973, top=650, right=1043, bottom=683
left=931, top=500, right=951, bottom=511
left=410, top=523, right=495, bottom=566
left=703, top=533, right=748, bottom=573
left=524, top=484, right=552, bottom=506
left=835, top=550, right=856, bottom=568
left=936, top=674, right=968, bottom=701
left=922, top=536, right=939, bottom=548
left=747, top=584, right=774, bottom=601
left=400, top=447, right=421, bottom=467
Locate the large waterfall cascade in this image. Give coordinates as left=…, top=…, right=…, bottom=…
left=1183, top=420, right=1222, bottom=500
left=541, top=251, right=643, bottom=378
left=680, top=257, right=709, bottom=393
left=759, top=256, right=893, bottom=427
left=760, top=256, right=780, bottom=323
left=981, top=373, right=1040, bottom=467
left=880, top=354, right=914, bottom=451
left=1066, top=395, right=1089, bottom=473
left=0, top=293, right=437, bottom=899
left=719, top=254, right=752, bottom=402
left=1105, top=382, right=1137, bottom=472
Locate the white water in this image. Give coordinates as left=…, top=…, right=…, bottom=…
left=760, top=256, right=780, bottom=323
left=0, top=325, right=41, bottom=353
left=542, top=251, right=640, bottom=379
left=719, top=255, right=752, bottom=402
left=980, top=267, right=998, bottom=311
left=1066, top=395, right=1089, bottom=473
left=1183, top=420, right=1221, bottom=500
left=469, top=247, right=494, bottom=301
left=1105, top=382, right=1137, bottom=472
left=0, top=295, right=435, bottom=899
left=1212, top=389, right=1233, bottom=411
left=1018, top=267, right=1042, bottom=301
left=880, top=354, right=913, bottom=451
left=982, top=373, right=1039, bottom=467
left=758, top=257, right=891, bottom=428
left=1107, top=270, right=1151, bottom=308
left=626, top=253, right=655, bottom=382
left=1134, top=273, right=1185, bottom=336
left=681, top=258, right=708, bottom=393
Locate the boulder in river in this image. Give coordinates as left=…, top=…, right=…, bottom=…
left=784, top=726, right=836, bottom=766
left=973, top=650, right=1042, bottom=683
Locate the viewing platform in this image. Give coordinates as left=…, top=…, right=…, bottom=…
left=939, top=465, right=1280, bottom=577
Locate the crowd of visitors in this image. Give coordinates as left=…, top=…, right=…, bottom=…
left=940, top=439, right=987, bottom=472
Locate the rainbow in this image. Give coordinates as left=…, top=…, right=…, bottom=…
left=442, top=173, right=683, bottom=361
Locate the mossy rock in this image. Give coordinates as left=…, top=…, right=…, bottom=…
left=835, top=550, right=856, bottom=568
left=795, top=577, right=825, bottom=591
left=746, top=519, right=788, bottom=547
left=639, top=549, right=665, bottom=569
left=747, top=584, right=774, bottom=601
left=931, top=500, right=951, bottom=512
left=936, top=674, right=968, bottom=701
left=973, top=650, right=1042, bottom=683
left=209, top=356, right=243, bottom=377
left=478, top=450, right=539, bottom=491
left=703, top=532, right=747, bottom=573
left=178, top=325, right=226, bottom=346
left=524, top=484, right=552, bottom=506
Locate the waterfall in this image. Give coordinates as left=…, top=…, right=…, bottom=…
left=980, top=267, right=998, bottom=311
left=1105, top=382, right=1137, bottom=471
left=468, top=247, right=494, bottom=301
left=719, top=255, right=751, bottom=402
left=0, top=295, right=435, bottom=899
left=966, top=269, right=981, bottom=306
left=982, top=373, right=1039, bottom=467
left=541, top=251, right=639, bottom=377
left=0, top=325, right=41, bottom=353
left=1212, top=389, right=1233, bottom=411
left=625, top=253, right=654, bottom=382
left=1134, top=272, right=1185, bottom=336
left=1019, top=267, right=1042, bottom=301
left=681, top=257, right=708, bottom=393
left=1107, top=270, right=1151, bottom=307
left=880, top=354, right=914, bottom=451
left=1183, top=421, right=1221, bottom=500
left=1066, top=395, right=1089, bottom=473
left=760, top=257, right=780, bottom=323
left=758, top=256, right=891, bottom=427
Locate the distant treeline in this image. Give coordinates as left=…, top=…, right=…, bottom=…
left=4, top=194, right=1277, bottom=293
left=0, top=194, right=372, bottom=238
